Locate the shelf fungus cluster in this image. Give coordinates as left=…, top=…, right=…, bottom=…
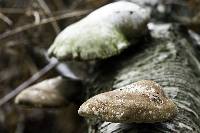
left=15, top=2, right=150, bottom=108
left=48, top=1, right=150, bottom=60
left=14, top=2, right=178, bottom=124
left=78, top=80, right=177, bottom=123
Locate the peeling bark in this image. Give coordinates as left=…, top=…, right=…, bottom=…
left=84, top=24, right=200, bottom=133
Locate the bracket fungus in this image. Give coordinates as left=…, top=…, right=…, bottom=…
left=48, top=1, right=150, bottom=60
left=15, top=76, right=81, bottom=108
left=78, top=80, right=177, bottom=123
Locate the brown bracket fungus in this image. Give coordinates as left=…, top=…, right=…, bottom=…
left=15, top=76, right=82, bottom=108
left=48, top=1, right=150, bottom=61
left=78, top=80, right=177, bottom=123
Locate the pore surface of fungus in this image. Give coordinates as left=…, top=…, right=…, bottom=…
left=48, top=1, right=149, bottom=60
left=78, top=80, right=177, bottom=123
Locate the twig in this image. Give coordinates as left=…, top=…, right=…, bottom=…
left=0, top=12, right=13, bottom=26
left=0, top=8, right=30, bottom=14
left=0, top=9, right=91, bottom=40
left=37, top=0, right=60, bottom=34
left=33, top=11, right=41, bottom=24
left=0, top=58, right=59, bottom=106
left=71, top=0, right=85, bottom=9
left=0, top=7, right=88, bottom=16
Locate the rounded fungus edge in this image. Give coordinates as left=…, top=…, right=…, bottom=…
left=78, top=80, right=178, bottom=123
left=48, top=1, right=150, bottom=61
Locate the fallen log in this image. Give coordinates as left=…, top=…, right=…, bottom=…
left=85, top=23, right=200, bottom=132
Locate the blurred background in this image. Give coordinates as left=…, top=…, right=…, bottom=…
left=0, top=0, right=111, bottom=132
left=0, top=0, right=200, bottom=133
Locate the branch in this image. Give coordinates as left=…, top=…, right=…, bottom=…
left=0, top=9, right=91, bottom=40
left=0, top=58, right=58, bottom=106
left=37, top=0, right=60, bottom=34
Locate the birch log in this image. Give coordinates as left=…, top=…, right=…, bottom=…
left=84, top=24, right=200, bottom=133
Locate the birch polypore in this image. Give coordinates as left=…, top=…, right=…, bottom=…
left=15, top=76, right=73, bottom=107
left=78, top=80, right=177, bottom=123
left=48, top=1, right=149, bottom=60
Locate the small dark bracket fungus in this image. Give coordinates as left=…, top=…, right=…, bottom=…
left=78, top=80, right=177, bottom=123
left=48, top=1, right=150, bottom=60
left=15, top=76, right=82, bottom=108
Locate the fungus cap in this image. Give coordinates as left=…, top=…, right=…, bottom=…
left=15, top=76, right=68, bottom=107
left=78, top=80, right=177, bottom=123
left=48, top=1, right=150, bottom=60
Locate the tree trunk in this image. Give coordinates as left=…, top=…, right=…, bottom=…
left=85, top=24, right=200, bottom=133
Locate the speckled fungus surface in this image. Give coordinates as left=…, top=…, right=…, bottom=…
left=48, top=1, right=150, bottom=60
left=78, top=80, right=177, bottom=123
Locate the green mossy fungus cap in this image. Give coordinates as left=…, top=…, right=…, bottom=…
left=48, top=1, right=150, bottom=61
